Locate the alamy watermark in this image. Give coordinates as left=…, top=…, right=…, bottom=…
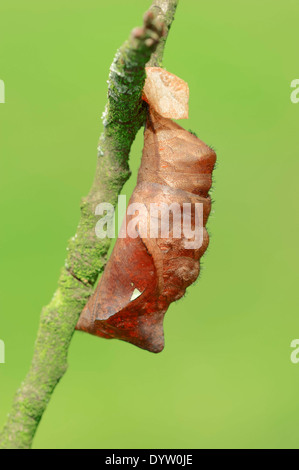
left=0, top=79, right=5, bottom=103
left=290, top=79, right=299, bottom=104
left=0, top=340, right=5, bottom=364
left=95, top=195, right=204, bottom=250
left=1, top=79, right=6, bottom=361
left=290, top=339, right=299, bottom=364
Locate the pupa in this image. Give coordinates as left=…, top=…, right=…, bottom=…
left=76, top=67, right=216, bottom=352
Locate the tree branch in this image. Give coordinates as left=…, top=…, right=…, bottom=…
left=0, top=0, right=178, bottom=450
left=148, top=0, right=178, bottom=67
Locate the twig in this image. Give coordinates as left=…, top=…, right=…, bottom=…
left=0, top=0, right=178, bottom=450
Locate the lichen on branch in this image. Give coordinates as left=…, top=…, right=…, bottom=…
left=0, top=0, right=178, bottom=450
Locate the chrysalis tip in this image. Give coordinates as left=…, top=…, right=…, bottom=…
left=143, top=67, right=189, bottom=120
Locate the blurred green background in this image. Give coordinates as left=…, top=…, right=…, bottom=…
left=0, top=0, right=299, bottom=449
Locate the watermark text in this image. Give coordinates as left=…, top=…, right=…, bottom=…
left=0, top=339, right=5, bottom=364
left=95, top=195, right=204, bottom=250
left=290, top=79, right=299, bottom=104
left=0, top=79, right=5, bottom=103
left=290, top=339, right=299, bottom=364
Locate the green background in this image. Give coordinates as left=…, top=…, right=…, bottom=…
left=0, top=0, right=298, bottom=449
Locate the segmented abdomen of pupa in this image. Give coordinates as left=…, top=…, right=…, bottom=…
left=76, top=67, right=216, bottom=353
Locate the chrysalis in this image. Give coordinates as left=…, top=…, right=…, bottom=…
left=76, top=67, right=216, bottom=353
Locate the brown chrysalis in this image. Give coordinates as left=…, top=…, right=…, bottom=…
left=76, top=67, right=216, bottom=352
